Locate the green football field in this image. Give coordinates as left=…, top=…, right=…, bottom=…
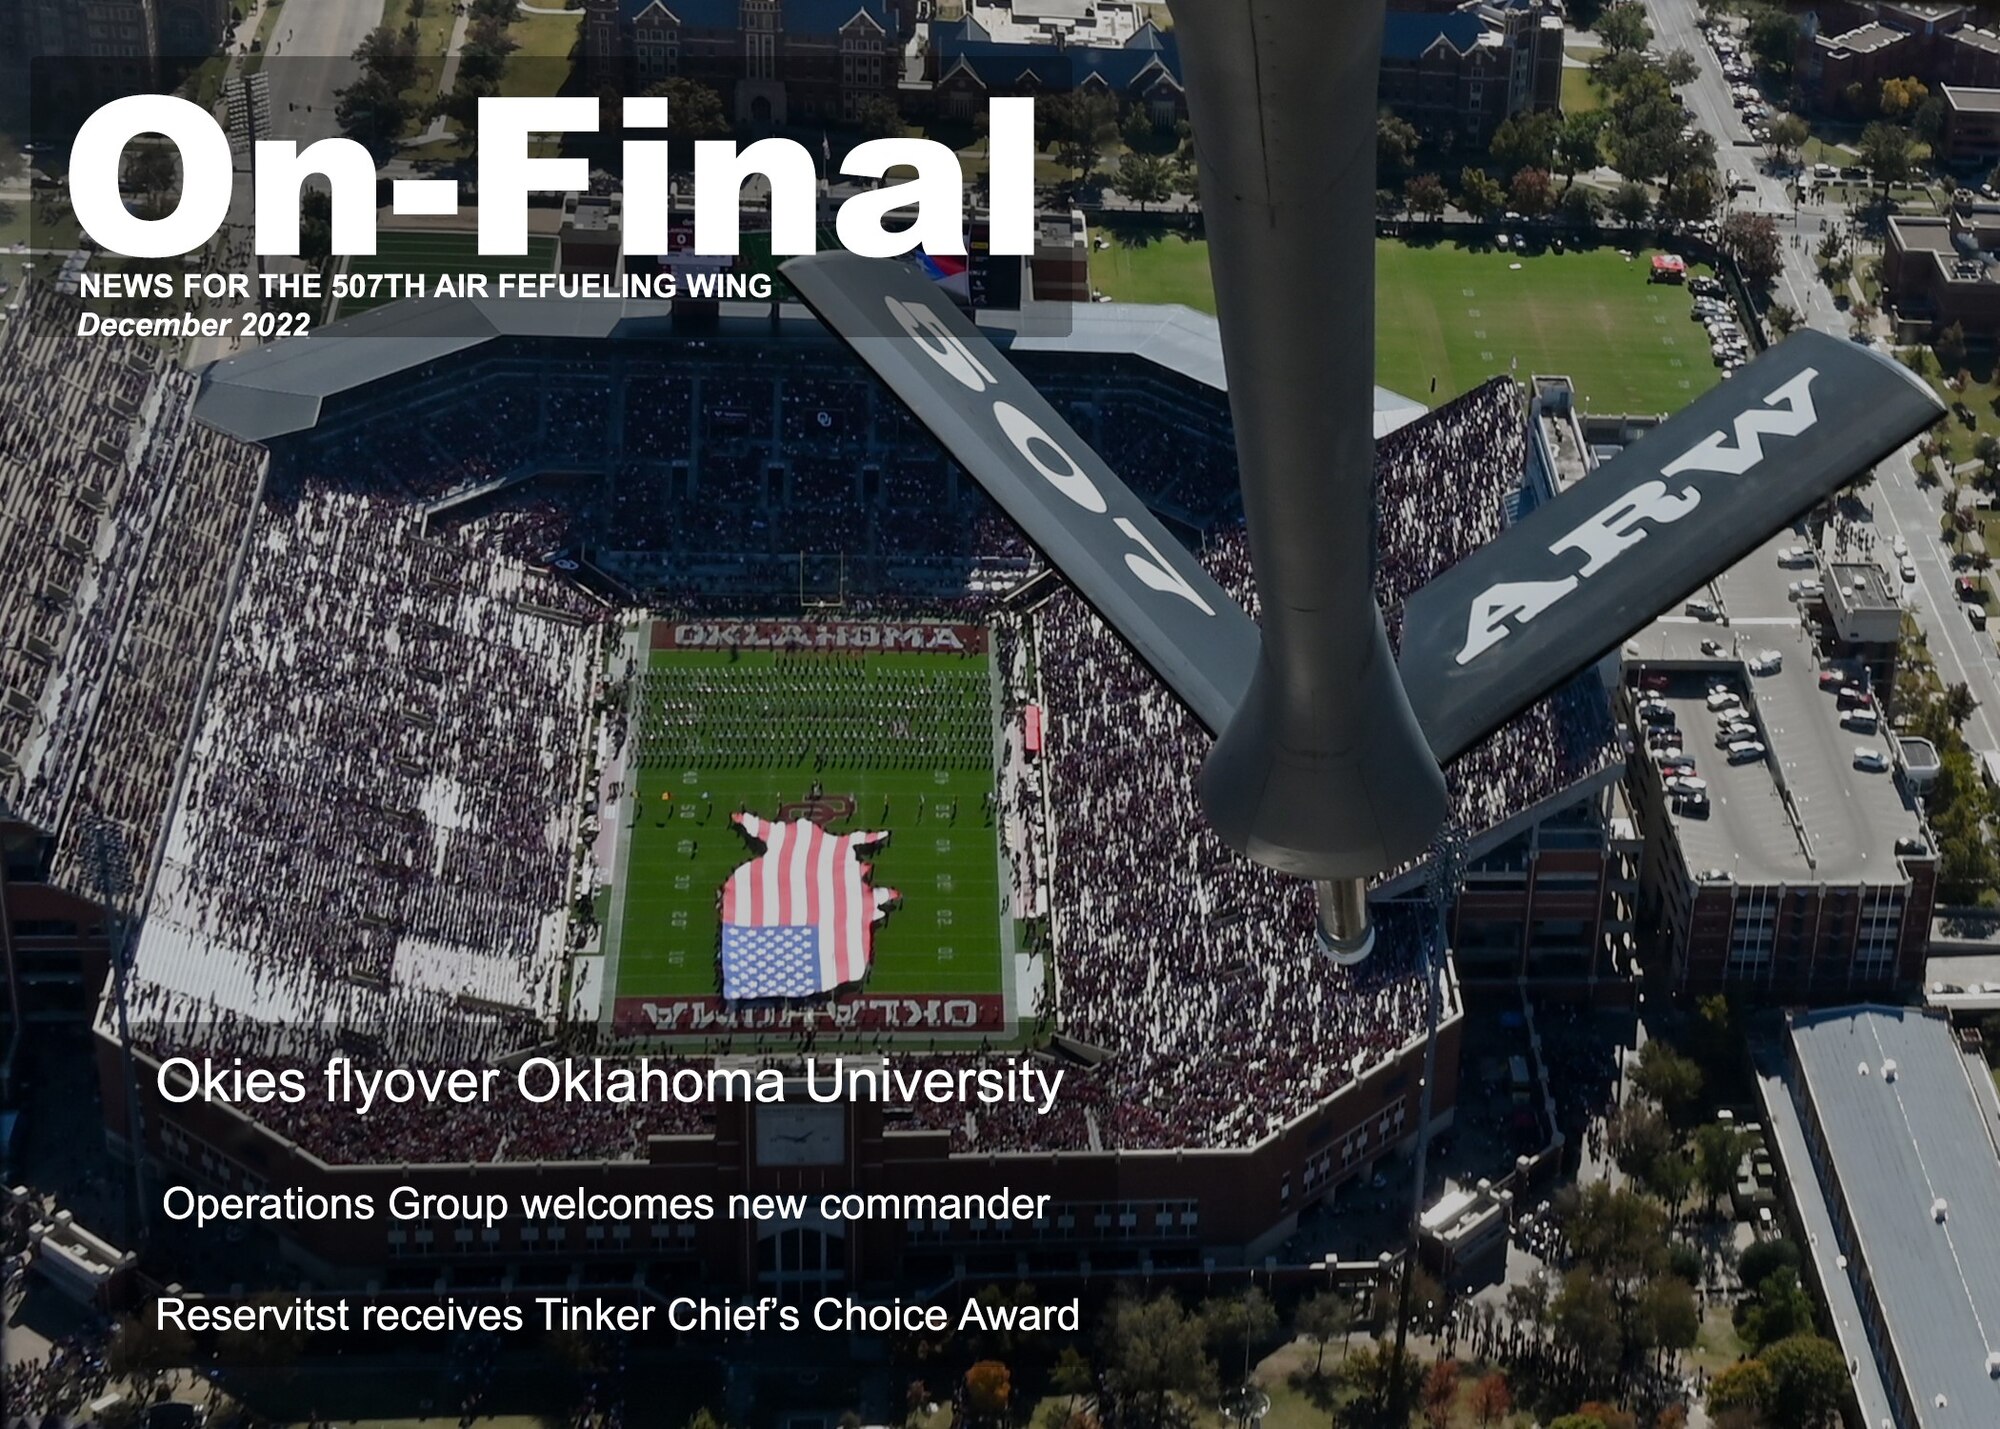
left=1088, top=233, right=1723, bottom=414
left=605, top=642, right=1010, bottom=1003
left=334, top=229, right=560, bottom=316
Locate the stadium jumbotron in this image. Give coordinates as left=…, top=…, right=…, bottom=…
left=0, top=280, right=1620, bottom=1285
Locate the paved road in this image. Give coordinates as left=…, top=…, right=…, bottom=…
left=1644, top=0, right=2000, bottom=748
left=259, top=0, right=381, bottom=145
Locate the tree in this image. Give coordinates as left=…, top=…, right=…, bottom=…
left=1509, top=166, right=1557, bottom=217
left=1741, top=1266, right=1818, bottom=1350
left=853, top=94, right=904, bottom=140
left=1561, top=182, right=1604, bottom=227
left=1380, top=111, right=1421, bottom=176
left=1459, top=165, right=1506, bottom=219
left=1767, top=112, right=1810, bottom=165
left=1693, top=1121, right=1745, bottom=1210
left=1202, top=1288, right=1278, bottom=1387
left=334, top=69, right=416, bottom=157
left=1339, top=1338, right=1424, bottom=1414
left=1421, top=1359, right=1460, bottom=1429
left=1662, top=49, right=1701, bottom=86
left=963, top=1361, right=1012, bottom=1426
left=1406, top=172, right=1450, bottom=221
left=1766, top=301, right=1802, bottom=337
left=1492, top=109, right=1561, bottom=172
left=1551, top=1270, right=1622, bottom=1387
left=1558, top=111, right=1606, bottom=189
left=648, top=76, right=728, bottom=138
left=1761, top=1335, right=1848, bottom=1429
left=1099, top=1295, right=1217, bottom=1429
left=1110, top=152, right=1176, bottom=211
left=1631, top=1037, right=1704, bottom=1124
left=1938, top=320, right=1970, bottom=376
left=1707, top=1359, right=1775, bottom=1418
left=1663, top=164, right=1722, bottom=224
left=1880, top=75, right=1929, bottom=120
left=1596, top=2, right=1653, bottom=54
left=1610, top=1099, right=1677, bottom=1184
left=1637, top=1276, right=1700, bottom=1355
left=1050, top=1346, right=1094, bottom=1417
left=1747, top=7, right=1803, bottom=75
left=1045, top=89, right=1121, bottom=179
left=1469, top=1370, right=1512, bottom=1427
left=1295, top=1291, right=1351, bottom=1377
left=1611, top=179, right=1653, bottom=228
left=1946, top=679, right=1980, bottom=725
left=1573, top=1404, right=1639, bottom=1429
left=1640, top=1150, right=1697, bottom=1215
left=1721, top=210, right=1785, bottom=288
left=1859, top=120, right=1914, bottom=201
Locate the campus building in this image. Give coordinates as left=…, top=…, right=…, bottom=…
left=1378, top=0, right=1563, bottom=146
left=581, top=0, right=901, bottom=125
left=1802, top=2, right=2000, bottom=111
left=1781, top=1006, right=2000, bottom=1429
left=1884, top=200, right=2000, bottom=335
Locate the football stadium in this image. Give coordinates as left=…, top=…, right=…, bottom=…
left=0, top=281, right=1623, bottom=1288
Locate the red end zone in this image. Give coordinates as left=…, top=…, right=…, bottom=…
left=615, top=992, right=1008, bottom=1036
left=653, top=619, right=989, bottom=654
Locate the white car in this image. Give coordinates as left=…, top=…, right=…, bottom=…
left=1778, top=545, right=1814, bottom=567
left=1726, top=740, right=1768, bottom=764
left=1715, top=722, right=1757, bottom=747
left=1749, top=650, right=1783, bottom=675
left=1854, top=748, right=1888, bottom=772
left=1901, top=559, right=1917, bottom=583
left=1789, top=579, right=1824, bottom=601
left=1706, top=690, right=1746, bottom=712
left=1666, top=775, right=1709, bottom=794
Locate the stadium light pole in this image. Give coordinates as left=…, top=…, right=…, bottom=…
left=1167, top=0, right=1449, bottom=960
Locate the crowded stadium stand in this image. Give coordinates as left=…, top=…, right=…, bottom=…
left=0, top=282, right=1623, bottom=1282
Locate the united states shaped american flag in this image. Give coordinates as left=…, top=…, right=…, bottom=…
left=719, top=813, right=897, bottom=1000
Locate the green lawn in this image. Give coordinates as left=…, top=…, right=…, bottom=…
left=608, top=643, right=1008, bottom=1003
left=1376, top=238, right=1721, bottom=413
left=1562, top=65, right=1603, bottom=115
left=1091, top=232, right=1723, bottom=413
left=333, top=229, right=558, bottom=315
left=499, top=11, right=581, bottom=97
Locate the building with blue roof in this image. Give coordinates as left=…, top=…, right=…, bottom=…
left=1377, top=0, right=1563, bottom=145
left=582, top=0, right=902, bottom=126
left=930, top=20, right=1186, bottom=125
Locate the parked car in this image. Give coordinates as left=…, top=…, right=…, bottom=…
left=1789, top=579, right=1823, bottom=601
left=1715, top=722, right=1757, bottom=746
left=1749, top=650, right=1783, bottom=675
left=1842, top=710, right=1879, bottom=734
left=1686, top=597, right=1719, bottom=619
left=1706, top=690, right=1746, bottom=712
left=1726, top=740, right=1767, bottom=764
left=1854, top=748, right=1888, bottom=772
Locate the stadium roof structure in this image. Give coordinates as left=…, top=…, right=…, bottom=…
left=193, top=294, right=1432, bottom=444
left=1788, top=1006, right=2000, bottom=1429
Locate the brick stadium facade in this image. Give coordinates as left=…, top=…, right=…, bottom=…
left=97, top=1018, right=1463, bottom=1294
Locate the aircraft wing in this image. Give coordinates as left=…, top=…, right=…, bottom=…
left=1396, top=329, right=1945, bottom=765
left=782, top=251, right=1259, bottom=735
